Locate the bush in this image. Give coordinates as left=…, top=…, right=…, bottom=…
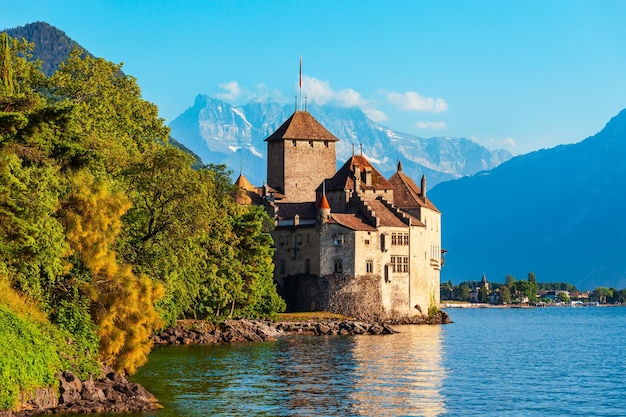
left=0, top=305, right=62, bottom=410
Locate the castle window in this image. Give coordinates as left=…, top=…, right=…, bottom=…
left=403, top=233, right=410, bottom=245
left=391, top=233, right=398, bottom=245
left=292, top=140, right=296, bottom=146
left=334, top=258, right=343, bottom=273
left=334, top=234, right=344, bottom=246
left=295, top=234, right=303, bottom=246
left=390, top=256, right=398, bottom=273
left=324, top=141, right=329, bottom=147
left=309, top=140, right=313, bottom=147
left=390, top=256, right=408, bottom=273
left=366, top=260, right=373, bottom=273
left=364, top=239, right=370, bottom=246
left=381, top=234, right=390, bottom=252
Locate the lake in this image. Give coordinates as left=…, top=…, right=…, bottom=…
left=84, top=307, right=626, bottom=416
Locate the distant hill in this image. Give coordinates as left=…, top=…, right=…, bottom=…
left=4, top=21, right=87, bottom=76
left=169, top=95, right=512, bottom=186
left=430, top=109, right=626, bottom=290
left=3, top=22, right=202, bottom=165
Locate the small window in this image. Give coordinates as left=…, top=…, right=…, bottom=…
left=292, top=140, right=296, bottom=146
left=334, top=258, right=343, bottom=273
left=403, top=233, right=409, bottom=245
left=324, top=141, right=329, bottom=147
left=364, top=239, right=370, bottom=246
left=309, top=140, right=313, bottom=147
left=366, top=260, right=373, bottom=273
left=403, top=256, right=409, bottom=273
left=334, top=234, right=344, bottom=246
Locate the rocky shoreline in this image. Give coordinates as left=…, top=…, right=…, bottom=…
left=0, top=366, right=160, bottom=417
left=4, top=312, right=450, bottom=416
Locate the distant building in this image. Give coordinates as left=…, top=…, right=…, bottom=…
left=236, top=110, right=444, bottom=320
left=469, top=273, right=489, bottom=303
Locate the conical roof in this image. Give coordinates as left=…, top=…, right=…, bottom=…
left=265, top=111, right=339, bottom=142
left=234, top=174, right=255, bottom=191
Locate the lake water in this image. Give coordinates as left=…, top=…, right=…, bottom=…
left=86, top=307, right=626, bottom=416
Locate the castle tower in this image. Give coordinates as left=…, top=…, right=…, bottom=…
left=265, top=111, right=339, bottom=202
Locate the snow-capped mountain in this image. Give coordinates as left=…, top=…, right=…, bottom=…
left=169, top=95, right=513, bottom=186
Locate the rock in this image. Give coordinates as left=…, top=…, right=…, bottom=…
left=81, top=378, right=106, bottom=402
left=58, top=371, right=82, bottom=404
left=368, top=324, right=384, bottom=335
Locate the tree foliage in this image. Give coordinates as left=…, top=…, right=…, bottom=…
left=0, top=32, right=285, bottom=385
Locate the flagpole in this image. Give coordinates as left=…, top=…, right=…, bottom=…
left=299, top=55, right=302, bottom=111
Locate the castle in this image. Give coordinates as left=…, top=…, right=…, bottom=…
left=236, top=110, right=444, bottom=320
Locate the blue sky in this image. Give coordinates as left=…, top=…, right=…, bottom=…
left=4, top=0, right=626, bottom=154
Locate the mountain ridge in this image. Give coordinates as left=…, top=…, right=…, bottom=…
left=430, top=108, right=626, bottom=290
left=169, top=95, right=513, bottom=187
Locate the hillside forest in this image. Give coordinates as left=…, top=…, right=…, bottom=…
left=0, top=32, right=285, bottom=408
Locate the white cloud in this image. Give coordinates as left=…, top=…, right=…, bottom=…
left=416, top=121, right=447, bottom=130
left=216, top=81, right=243, bottom=101
left=301, top=75, right=387, bottom=120
left=364, top=108, right=388, bottom=122
left=386, top=91, right=448, bottom=114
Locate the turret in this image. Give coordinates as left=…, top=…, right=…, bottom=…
left=318, top=194, right=331, bottom=224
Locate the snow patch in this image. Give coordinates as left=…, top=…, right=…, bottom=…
left=249, top=146, right=263, bottom=158
left=232, top=107, right=252, bottom=128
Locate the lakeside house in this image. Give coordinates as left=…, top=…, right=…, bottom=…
left=236, top=110, right=444, bottom=320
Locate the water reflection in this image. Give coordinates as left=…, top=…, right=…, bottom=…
left=350, top=325, right=446, bottom=417
left=94, top=326, right=446, bottom=417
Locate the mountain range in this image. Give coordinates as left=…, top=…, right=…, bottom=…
left=431, top=109, right=626, bottom=290
left=169, top=95, right=512, bottom=187
left=6, top=21, right=626, bottom=290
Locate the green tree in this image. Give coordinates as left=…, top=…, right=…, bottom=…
left=505, top=274, right=516, bottom=289
left=512, top=280, right=530, bottom=303
left=498, top=285, right=511, bottom=304
left=556, top=292, right=570, bottom=303
left=528, top=272, right=538, bottom=302
left=478, top=286, right=489, bottom=303
left=454, top=285, right=470, bottom=301
left=593, top=287, right=613, bottom=304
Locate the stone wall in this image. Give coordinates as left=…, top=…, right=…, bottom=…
left=282, top=139, right=336, bottom=202
left=326, top=273, right=385, bottom=320
left=281, top=274, right=330, bottom=312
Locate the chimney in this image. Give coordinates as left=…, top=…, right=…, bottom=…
left=421, top=175, right=427, bottom=201
left=364, top=167, right=373, bottom=186
left=353, top=162, right=361, bottom=192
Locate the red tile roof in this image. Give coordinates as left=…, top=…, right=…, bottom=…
left=367, top=199, right=409, bottom=227
left=324, top=155, right=394, bottom=193
left=275, top=202, right=317, bottom=220
left=265, top=111, right=339, bottom=142
left=388, top=170, right=440, bottom=213
left=329, top=213, right=377, bottom=231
